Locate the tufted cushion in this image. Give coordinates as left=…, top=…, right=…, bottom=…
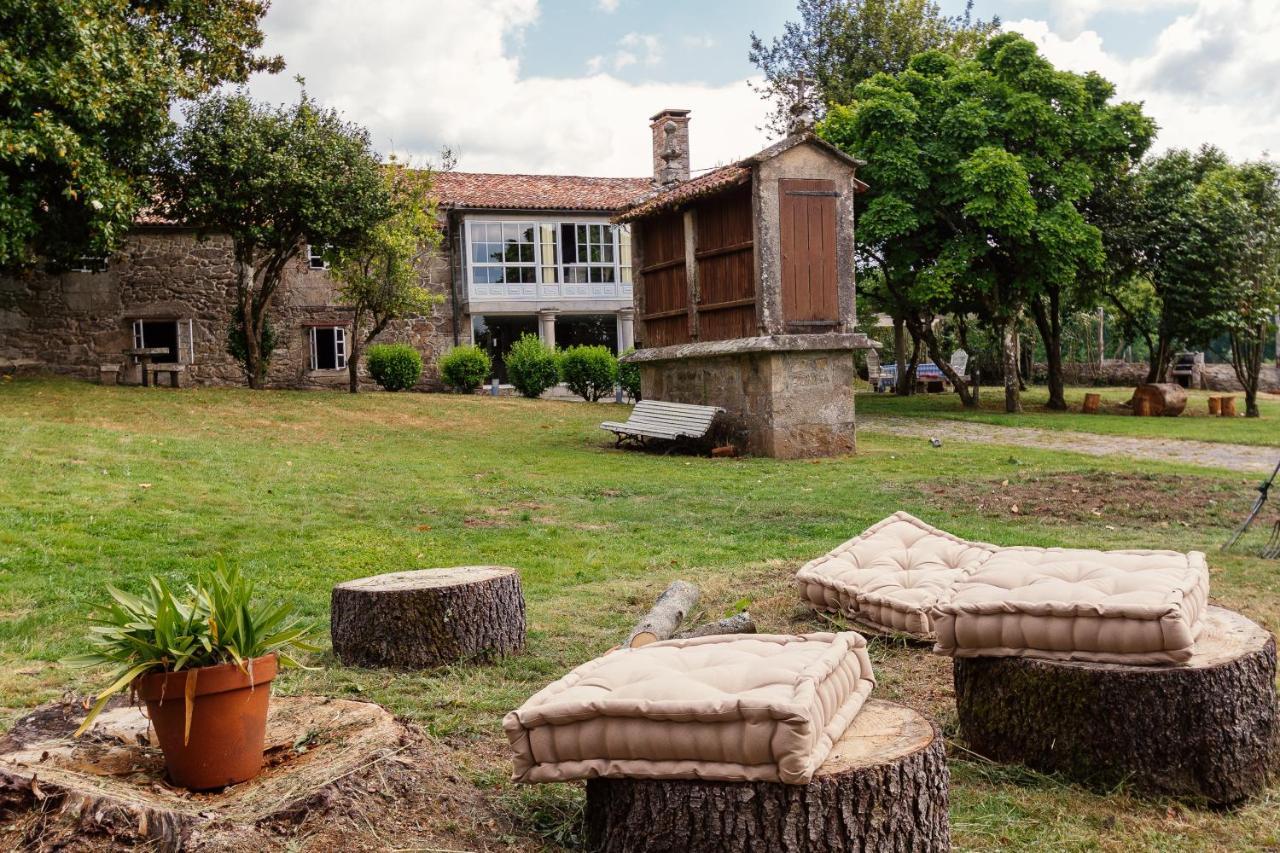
left=504, top=632, right=875, bottom=785
left=932, top=547, right=1210, bottom=664
left=796, top=512, right=997, bottom=638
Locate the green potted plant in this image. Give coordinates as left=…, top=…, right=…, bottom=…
left=70, top=561, right=316, bottom=790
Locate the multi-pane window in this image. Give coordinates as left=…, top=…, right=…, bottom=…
left=562, top=224, right=615, bottom=283
left=307, top=244, right=330, bottom=270
left=309, top=326, right=346, bottom=370
left=465, top=220, right=631, bottom=293
left=469, top=222, right=537, bottom=284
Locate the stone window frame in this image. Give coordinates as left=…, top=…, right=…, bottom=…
left=308, top=326, right=347, bottom=371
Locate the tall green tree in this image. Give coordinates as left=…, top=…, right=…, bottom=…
left=329, top=159, right=444, bottom=394
left=0, top=0, right=280, bottom=270
left=1201, top=160, right=1280, bottom=418
left=750, top=0, right=997, bottom=134
left=820, top=35, right=1153, bottom=412
left=161, top=90, right=390, bottom=389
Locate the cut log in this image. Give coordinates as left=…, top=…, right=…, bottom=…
left=584, top=699, right=949, bottom=853
left=1130, top=382, right=1187, bottom=417
left=673, top=611, right=757, bottom=640
left=1209, top=396, right=1222, bottom=415
left=1082, top=392, right=1101, bottom=414
left=953, top=606, right=1276, bottom=805
left=1220, top=395, right=1237, bottom=417
left=625, top=580, right=700, bottom=648
left=331, top=566, right=525, bottom=668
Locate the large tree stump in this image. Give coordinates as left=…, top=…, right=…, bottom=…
left=331, top=566, right=525, bottom=667
left=584, top=700, right=950, bottom=853
left=1130, top=382, right=1187, bottom=416
left=954, top=606, right=1276, bottom=805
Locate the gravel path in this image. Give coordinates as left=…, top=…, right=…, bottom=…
left=860, top=415, right=1279, bottom=474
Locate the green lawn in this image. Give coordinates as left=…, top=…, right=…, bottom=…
left=857, top=384, right=1280, bottom=447
left=2, top=377, right=1278, bottom=850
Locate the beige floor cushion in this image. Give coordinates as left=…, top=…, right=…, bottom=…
left=932, top=547, right=1210, bottom=664
left=504, top=632, right=875, bottom=785
left=795, top=511, right=996, bottom=638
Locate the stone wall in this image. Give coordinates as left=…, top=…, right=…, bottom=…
left=632, top=335, right=861, bottom=458
left=0, top=226, right=457, bottom=390
left=1038, top=361, right=1280, bottom=393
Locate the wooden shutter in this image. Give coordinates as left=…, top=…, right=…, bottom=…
left=779, top=178, right=838, bottom=325
left=694, top=185, right=756, bottom=342
left=639, top=212, right=690, bottom=347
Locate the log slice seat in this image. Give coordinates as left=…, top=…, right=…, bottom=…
left=953, top=606, right=1276, bottom=805
left=331, top=566, right=525, bottom=668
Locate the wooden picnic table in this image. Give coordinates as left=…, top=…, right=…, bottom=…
left=123, top=347, right=172, bottom=386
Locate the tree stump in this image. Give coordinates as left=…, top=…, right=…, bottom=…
left=1220, top=396, right=1238, bottom=417
left=953, top=606, right=1276, bottom=805
left=331, top=566, right=525, bottom=667
left=1209, top=396, right=1222, bottom=415
left=1081, top=392, right=1101, bottom=414
left=1130, top=382, right=1187, bottom=417
left=584, top=700, right=950, bottom=853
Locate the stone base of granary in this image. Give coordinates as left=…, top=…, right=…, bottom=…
left=630, top=334, right=868, bottom=459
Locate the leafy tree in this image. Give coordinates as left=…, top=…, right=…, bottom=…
left=750, top=0, right=996, bottom=134
left=819, top=36, right=1153, bottom=412
left=0, top=0, right=280, bottom=270
left=1200, top=160, right=1280, bottom=418
left=329, top=159, right=443, bottom=393
left=161, top=90, right=390, bottom=388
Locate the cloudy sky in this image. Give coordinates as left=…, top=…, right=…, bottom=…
left=245, top=0, right=1279, bottom=177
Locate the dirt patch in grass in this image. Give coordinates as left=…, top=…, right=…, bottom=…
left=919, top=471, right=1253, bottom=528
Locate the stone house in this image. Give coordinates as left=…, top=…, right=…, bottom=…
left=0, top=109, right=810, bottom=390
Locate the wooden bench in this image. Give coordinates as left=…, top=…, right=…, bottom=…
left=146, top=362, right=186, bottom=388
left=600, top=400, right=724, bottom=449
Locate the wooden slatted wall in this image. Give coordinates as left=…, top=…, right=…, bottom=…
left=694, top=185, right=756, bottom=342
left=779, top=178, right=838, bottom=325
left=639, top=212, right=690, bottom=347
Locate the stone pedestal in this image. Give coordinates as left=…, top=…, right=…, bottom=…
left=625, top=334, right=869, bottom=459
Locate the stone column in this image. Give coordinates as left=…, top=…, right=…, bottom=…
left=538, top=309, right=557, bottom=349
left=618, top=308, right=635, bottom=353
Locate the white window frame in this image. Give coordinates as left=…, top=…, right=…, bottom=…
left=308, top=326, right=346, bottom=370
left=71, top=256, right=109, bottom=273
left=306, top=244, right=331, bottom=270
left=463, top=217, right=632, bottom=302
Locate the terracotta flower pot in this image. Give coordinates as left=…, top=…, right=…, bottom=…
left=135, top=653, right=277, bottom=790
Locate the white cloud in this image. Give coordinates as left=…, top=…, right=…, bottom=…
left=246, top=1, right=771, bottom=177
left=1005, top=1, right=1280, bottom=160
left=681, top=34, right=717, bottom=50
left=1035, top=0, right=1195, bottom=38
left=616, top=32, right=663, bottom=68
left=596, top=0, right=619, bottom=11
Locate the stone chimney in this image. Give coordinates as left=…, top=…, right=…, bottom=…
left=650, top=109, right=691, bottom=185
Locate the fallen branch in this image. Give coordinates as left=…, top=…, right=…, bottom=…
left=625, top=581, right=700, bottom=648
left=673, top=612, right=756, bottom=640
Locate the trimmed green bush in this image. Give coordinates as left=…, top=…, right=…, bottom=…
left=506, top=333, right=560, bottom=398
left=438, top=344, right=491, bottom=392
left=366, top=343, right=423, bottom=391
left=559, top=344, right=617, bottom=402
left=617, top=348, right=641, bottom=401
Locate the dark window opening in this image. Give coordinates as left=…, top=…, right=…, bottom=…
left=556, top=314, right=618, bottom=353
left=134, top=321, right=178, bottom=362
left=472, top=314, right=538, bottom=383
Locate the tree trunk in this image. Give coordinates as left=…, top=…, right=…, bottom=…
left=998, top=316, right=1022, bottom=413
left=892, top=317, right=911, bottom=396
left=1031, top=293, right=1067, bottom=411
left=1148, top=330, right=1172, bottom=383
left=348, top=312, right=364, bottom=394
left=1229, top=326, right=1264, bottom=418
left=331, top=566, right=525, bottom=667
left=953, top=607, right=1276, bottom=806
left=234, top=251, right=262, bottom=390
left=912, top=316, right=975, bottom=407
left=1130, top=382, right=1187, bottom=416
left=673, top=612, right=756, bottom=640
left=626, top=581, right=700, bottom=648
left=584, top=700, right=950, bottom=853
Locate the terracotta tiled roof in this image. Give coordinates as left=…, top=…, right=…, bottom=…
left=431, top=171, right=651, bottom=212
left=614, top=163, right=751, bottom=223
left=134, top=206, right=176, bottom=226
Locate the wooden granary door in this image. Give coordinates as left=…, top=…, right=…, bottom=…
left=779, top=178, right=838, bottom=325
left=638, top=211, right=691, bottom=347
